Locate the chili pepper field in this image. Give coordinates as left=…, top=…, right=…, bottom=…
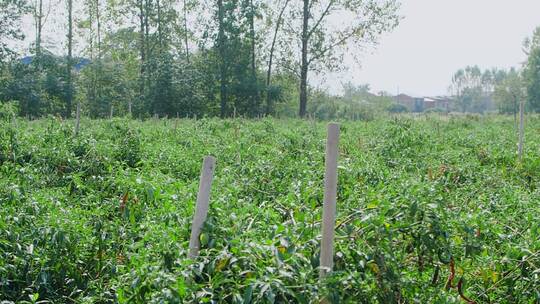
left=1, top=115, right=540, bottom=303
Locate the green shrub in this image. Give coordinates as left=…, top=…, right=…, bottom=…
left=387, top=103, right=408, bottom=113
left=424, top=107, right=446, bottom=113
left=0, top=101, right=18, bottom=120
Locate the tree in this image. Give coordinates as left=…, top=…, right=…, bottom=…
left=0, top=0, right=28, bottom=62
left=342, top=82, right=371, bottom=101
left=217, top=0, right=227, bottom=117
left=245, top=0, right=260, bottom=115
left=182, top=0, right=190, bottom=62
left=0, top=0, right=28, bottom=104
left=4, top=53, right=67, bottom=117
left=523, top=26, right=540, bottom=112
left=265, top=0, right=290, bottom=115
left=450, top=66, right=491, bottom=113
left=66, top=0, right=73, bottom=118
left=34, top=0, right=44, bottom=58
left=77, top=0, right=103, bottom=115
left=204, top=0, right=264, bottom=118
left=493, top=68, right=524, bottom=124
left=288, top=0, right=399, bottom=117
left=3, top=0, right=404, bottom=119
left=79, top=28, right=139, bottom=117
left=1, top=0, right=67, bottom=117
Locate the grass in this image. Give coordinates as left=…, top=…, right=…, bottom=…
left=1, top=115, right=540, bottom=303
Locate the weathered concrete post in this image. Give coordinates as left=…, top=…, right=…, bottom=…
left=320, top=123, right=340, bottom=278
left=74, top=102, right=81, bottom=136
left=188, top=156, right=216, bottom=258
left=518, top=100, right=525, bottom=161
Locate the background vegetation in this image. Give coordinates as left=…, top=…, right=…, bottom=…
left=1, top=0, right=539, bottom=119
left=0, top=0, right=402, bottom=119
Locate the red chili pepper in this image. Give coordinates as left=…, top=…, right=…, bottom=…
left=120, top=192, right=129, bottom=213
left=457, top=277, right=476, bottom=304
left=445, top=257, right=455, bottom=290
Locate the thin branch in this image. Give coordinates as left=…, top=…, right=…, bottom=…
left=282, top=15, right=300, bottom=37
left=307, top=0, right=335, bottom=39
left=308, top=27, right=361, bottom=64
left=279, top=60, right=300, bottom=78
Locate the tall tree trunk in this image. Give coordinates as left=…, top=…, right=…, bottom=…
left=36, top=0, right=43, bottom=58
left=66, top=0, right=73, bottom=118
left=144, top=0, right=150, bottom=56
left=144, top=0, right=152, bottom=113
left=218, top=0, right=227, bottom=118
left=96, top=0, right=101, bottom=58
left=157, top=0, right=163, bottom=49
left=87, top=0, right=96, bottom=111
left=138, top=0, right=146, bottom=108
left=248, top=0, right=258, bottom=115
left=266, top=0, right=289, bottom=115
left=95, top=0, right=104, bottom=114
left=183, top=0, right=190, bottom=63
left=299, top=0, right=309, bottom=118
left=87, top=0, right=93, bottom=61
left=33, top=0, right=45, bottom=116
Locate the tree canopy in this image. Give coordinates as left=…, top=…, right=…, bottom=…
left=0, top=0, right=400, bottom=119
left=523, top=26, right=540, bottom=112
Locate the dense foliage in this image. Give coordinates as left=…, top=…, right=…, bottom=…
left=524, top=27, right=540, bottom=112
left=449, top=26, right=540, bottom=115
left=449, top=66, right=508, bottom=114
left=0, top=0, right=28, bottom=62
left=0, top=0, right=399, bottom=119
left=1, top=115, right=540, bottom=303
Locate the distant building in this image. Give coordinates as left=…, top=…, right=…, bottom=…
left=395, top=94, right=416, bottom=111
left=395, top=94, right=453, bottom=112
left=423, top=97, right=449, bottom=111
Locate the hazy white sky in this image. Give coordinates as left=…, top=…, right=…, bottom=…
left=323, top=0, right=540, bottom=97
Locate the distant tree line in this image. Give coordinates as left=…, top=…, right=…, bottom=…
left=0, top=0, right=400, bottom=119
left=449, top=27, right=540, bottom=115
left=449, top=65, right=509, bottom=113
